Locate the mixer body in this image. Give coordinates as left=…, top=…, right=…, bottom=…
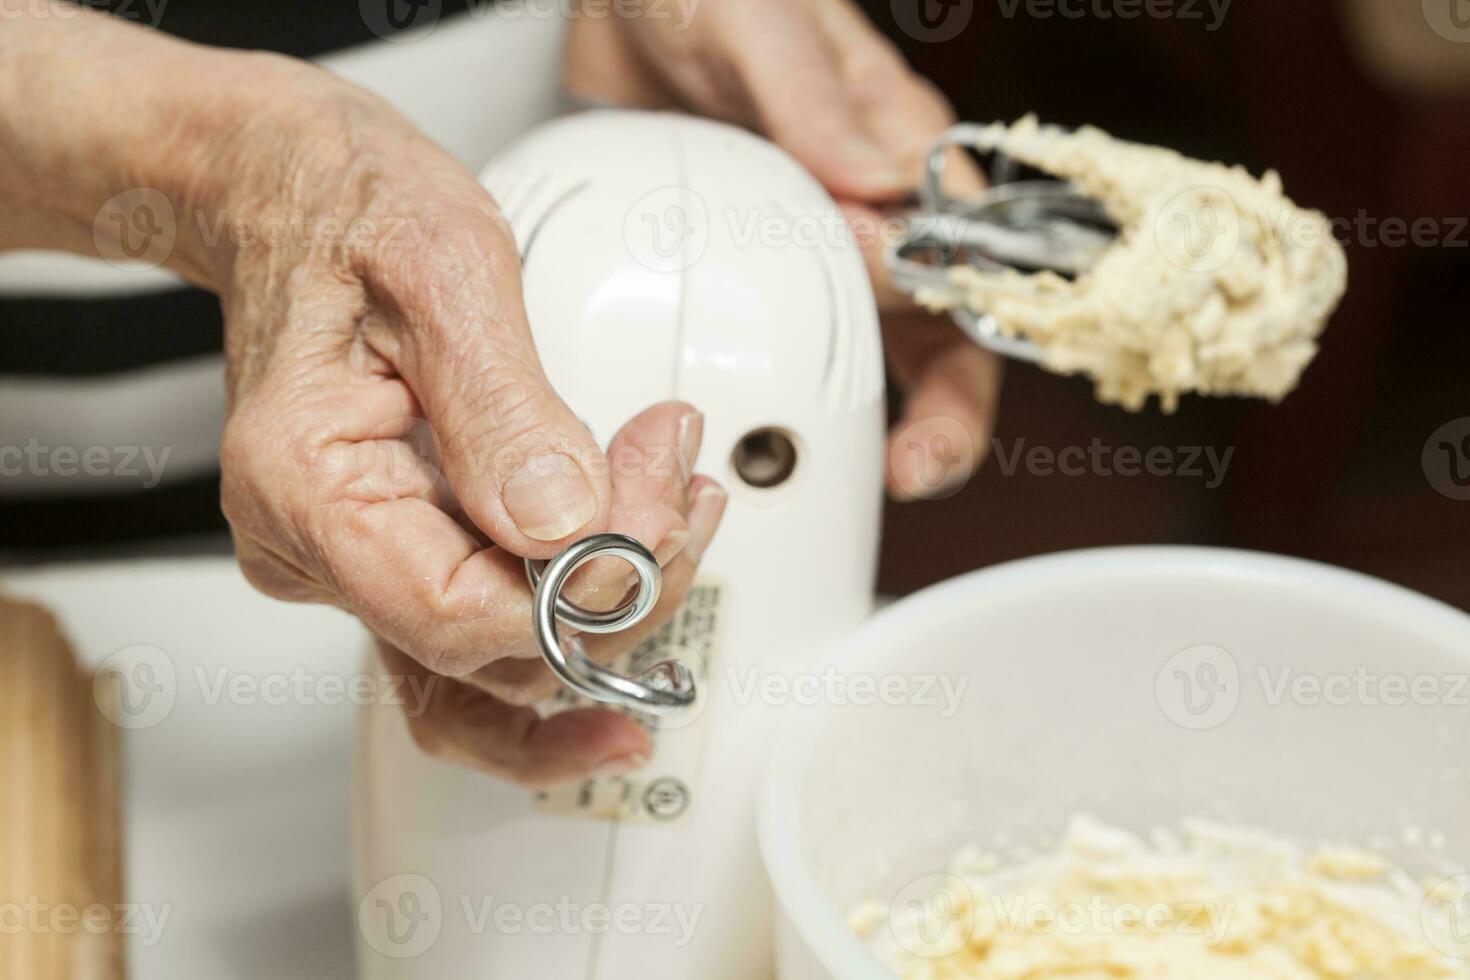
left=355, top=110, right=885, bottom=978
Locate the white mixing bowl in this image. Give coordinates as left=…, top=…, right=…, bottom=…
left=759, top=547, right=1470, bottom=979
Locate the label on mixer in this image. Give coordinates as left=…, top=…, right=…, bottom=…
left=533, top=578, right=724, bottom=824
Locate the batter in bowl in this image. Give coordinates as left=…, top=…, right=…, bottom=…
left=919, top=117, right=1349, bottom=412
left=851, top=816, right=1469, bottom=978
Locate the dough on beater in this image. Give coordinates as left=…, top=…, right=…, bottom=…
left=852, top=815, right=1469, bottom=979
left=921, top=117, right=1349, bottom=412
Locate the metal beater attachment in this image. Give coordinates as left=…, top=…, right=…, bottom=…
left=526, top=533, right=694, bottom=716
left=887, top=123, right=1119, bottom=364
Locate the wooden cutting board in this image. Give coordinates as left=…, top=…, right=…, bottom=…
left=0, top=594, right=125, bottom=980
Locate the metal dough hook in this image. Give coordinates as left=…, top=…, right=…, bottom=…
left=526, top=533, right=695, bottom=716
left=887, top=123, right=1119, bottom=364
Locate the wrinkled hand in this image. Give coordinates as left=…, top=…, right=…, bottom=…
left=213, top=59, right=726, bottom=784
left=565, top=0, right=1002, bottom=497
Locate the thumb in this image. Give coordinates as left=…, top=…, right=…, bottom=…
left=382, top=219, right=611, bottom=558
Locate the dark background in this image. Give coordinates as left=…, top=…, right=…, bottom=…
left=867, top=0, right=1470, bottom=609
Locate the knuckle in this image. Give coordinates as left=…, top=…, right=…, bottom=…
left=416, top=639, right=479, bottom=680
left=220, top=405, right=270, bottom=485
left=373, top=209, right=516, bottom=313
left=235, top=551, right=306, bottom=603
left=403, top=714, right=448, bottom=761
left=218, top=474, right=254, bottom=534
left=853, top=41, right=909, bottom=85
left=220, top=398, right=324, bottom=536
left=288, top=416, right=348, bottom=472
left=336, top=500, right=393, bottom=545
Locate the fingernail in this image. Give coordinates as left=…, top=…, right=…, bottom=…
left=677, top=411, right=704, bottom=476
left=502, top=452, right=597, bottom=541
left=695, top=483, right=728, bottom=508
left=656, top=529, right=690, bottom=564
left=592, top=753, right=649, bottom=779
left=911, top=463, right=970, bottom=502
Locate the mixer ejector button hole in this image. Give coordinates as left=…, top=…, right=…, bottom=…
left=731, top=428, right=799, bottom=489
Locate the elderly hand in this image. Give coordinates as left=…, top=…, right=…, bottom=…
left=212, top=62, right=734, bottom=786
left=564, top=0, right=1002, bottom=498
left=2, top=4, right=725, bottom=786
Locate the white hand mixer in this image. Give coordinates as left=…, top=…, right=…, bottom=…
left=356, top=108, right=885, bottom=980
left=515, top=123, right=1121, bottom=723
